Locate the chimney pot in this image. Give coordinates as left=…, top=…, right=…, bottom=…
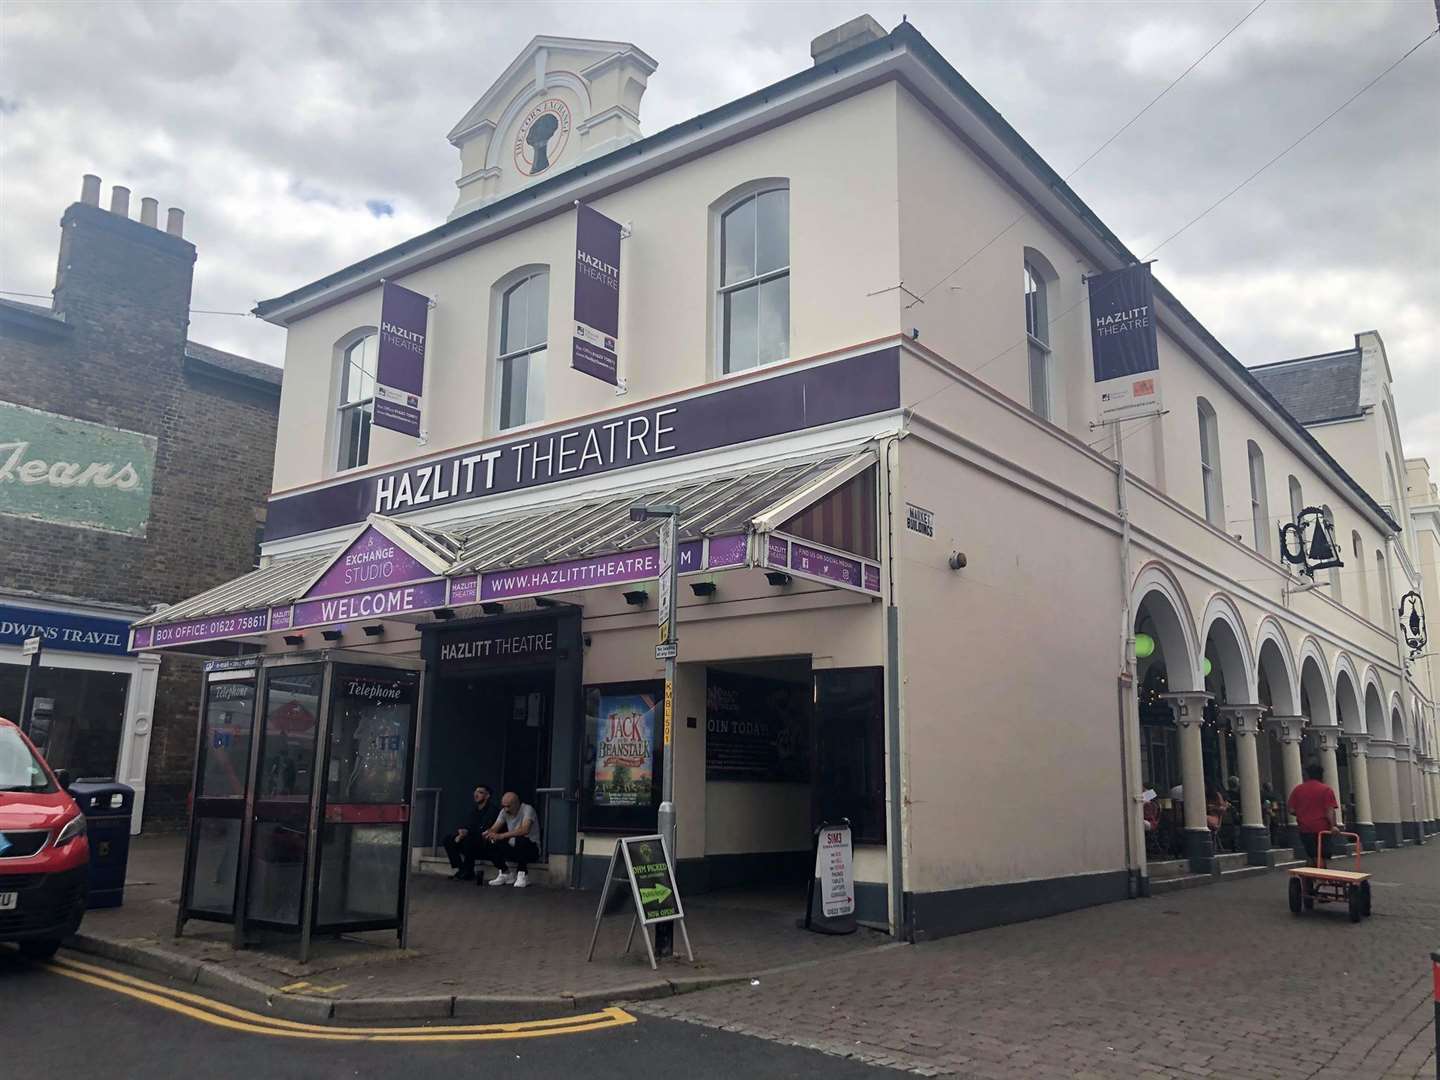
left=810, top=13, right=886, bottom=66
left=81, top=175, right=102, bottom=207
left=166, top=207, right=185, bottom=238
left=140, top=197, right=159, bottom=227
left=110, top=186, right=131, bottom=217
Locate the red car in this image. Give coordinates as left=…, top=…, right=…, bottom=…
left=0, top=716, right=89, bottom=958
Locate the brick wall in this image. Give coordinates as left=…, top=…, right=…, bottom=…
left=0, top=199, right=279, bottom=826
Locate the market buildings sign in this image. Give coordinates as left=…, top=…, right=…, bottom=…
left=264, top=348, right=900, bottom=541
left=0, top=401, right=156, bottom=536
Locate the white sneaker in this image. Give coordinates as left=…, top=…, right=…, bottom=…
left=513, top=872, right=529, bottom=888
left=488, top=871, right=515, bottom=886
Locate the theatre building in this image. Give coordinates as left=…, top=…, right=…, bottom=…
left=1, top=179, right=280, bottom=829
left=133, top=18, right=1436, bottom=941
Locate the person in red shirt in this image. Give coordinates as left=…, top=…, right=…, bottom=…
left=1288, top=763, right=1340, bottom=865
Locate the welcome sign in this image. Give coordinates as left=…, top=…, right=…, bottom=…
left=0, top=401, right=156, bottom=536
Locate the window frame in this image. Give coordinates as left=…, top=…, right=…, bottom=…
left=1351, top=532, right=1370, bottom=621
left=1246, top=441, right=1269, bottom=556
left=1322, top=505, right=1342, bottom=603
left=1197, top=398, right=1223, bottom=526
left=1024, top=260, right=1053, bottom=420
left=492, top=268, right=550, bottom=434
left=334, top=329, right=379, bottom=474
left=712, top=181, right=790, bottom=377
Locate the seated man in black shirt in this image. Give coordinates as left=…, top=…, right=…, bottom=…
left=442, top=785, right=499, bottom=881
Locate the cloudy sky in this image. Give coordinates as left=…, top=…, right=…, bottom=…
left=2, top=0, right=1437, bottom=458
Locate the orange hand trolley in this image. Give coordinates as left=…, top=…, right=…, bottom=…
left=1288, top=831, right=1371, bottom=923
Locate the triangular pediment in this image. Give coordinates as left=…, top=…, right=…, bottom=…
left=302, top=516, right=451, bottom=600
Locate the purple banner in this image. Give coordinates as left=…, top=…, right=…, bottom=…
left=269, top=606, right=293, bottom=630
left=707, top=534, right=748, bottom=569
left=306, top=526, right=434, bottom=599
left=863, top=565, right=882, bottom=593
left=766, top=536, right=788, bottom=568
left=790, top=542, right=863, bottom=589
left=265, top=347, right=900, bottom=541
left=131, top=626, right=153, bottom=649
left=291, top=578, right=448, bottom=629
left=374, top=282, right=429, bottom=438
left=482, top=541, right=702, bottom=602
left=572, top=204, right=621, bottom=385
left=448, top=575, right=479, bottom=606
left=147, top=609, right=269, bottom=648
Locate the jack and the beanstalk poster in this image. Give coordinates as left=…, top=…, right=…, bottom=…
left=591, top=693, right=657, bottom=807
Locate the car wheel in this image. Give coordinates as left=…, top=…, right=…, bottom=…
left=18, top=939, right=61, bottom=960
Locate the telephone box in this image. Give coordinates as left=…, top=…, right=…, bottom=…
left=175, top=651, right=424, bottom=961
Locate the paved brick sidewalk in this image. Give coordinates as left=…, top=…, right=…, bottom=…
left=80, top=835, right=886, bottom=1004
left=636, top=843, right=1440, bottom=1079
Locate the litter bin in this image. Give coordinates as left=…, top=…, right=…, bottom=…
left=67, top=781, right=134, bottom=909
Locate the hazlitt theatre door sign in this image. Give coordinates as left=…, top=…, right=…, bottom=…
left=373, top=282, right=430, bottom=437
left=1088, top=264, right=1161, bottom=422
left=572, top=204, right=622, bottom=386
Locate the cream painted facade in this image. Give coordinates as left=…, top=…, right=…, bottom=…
left=142, top=19, right=1435, bottom=941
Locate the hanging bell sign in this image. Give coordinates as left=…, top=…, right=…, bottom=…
left=1277, top=506, right=1343, bottom=576
left=1398, top=590, right=1427, bottom=656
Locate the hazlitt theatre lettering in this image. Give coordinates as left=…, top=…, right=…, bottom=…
left=438, top=631, right=555, bottom=663
left=374, top=408, right=677, bottom=514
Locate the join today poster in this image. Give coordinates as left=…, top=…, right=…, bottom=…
left=591, top=692, right=657, bottom=807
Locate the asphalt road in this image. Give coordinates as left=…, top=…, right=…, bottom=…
left=0, top=948, right=889, bottom=1080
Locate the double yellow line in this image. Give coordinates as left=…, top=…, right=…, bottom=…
left=46, top=955, right=636, bottom=1042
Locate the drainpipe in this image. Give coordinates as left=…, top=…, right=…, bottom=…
left=1114, top=428, right=1146, bottom=895
left=1388, top=533, right=1424, bottom=843
left=883, top=432, right=908, bottom=939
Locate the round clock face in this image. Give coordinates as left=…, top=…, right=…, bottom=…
left=513, top=98, right=572, bottom=177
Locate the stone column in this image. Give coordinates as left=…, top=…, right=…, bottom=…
left=1342, top=733, right=1376, bottom=850
left=1266, top=715, right=1306, bottom=855
left=1395, top=744, right=1422, bottom=844
left=1163, top=692, right=1214, bottom=872
left=1218, top=704, right=1268, bottom=865
left=1427, top=760, right=1440, bottom=834
left=1368, top=739, right=1402, bottom=847
left=1309, top=723, right=1344, bottom=826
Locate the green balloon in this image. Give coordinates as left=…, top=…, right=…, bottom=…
left=1203, top=657, right=1213, bottom=677
left=1134, top=633, right=1155, bottom=659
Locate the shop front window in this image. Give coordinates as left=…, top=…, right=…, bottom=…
left=0, top=664, right=130, bottom=780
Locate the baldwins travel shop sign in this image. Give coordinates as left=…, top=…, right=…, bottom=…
left=264, top=347, right=901, bottom=541
left=373, top=282, right=430, bottom=438
left=0, top=603, right=131, bottom=656
left=572, top=204, right=622, bottom=386
left=0, top=401, right=156, bottom=536
left=1088, top=264, right=1161, bottom=422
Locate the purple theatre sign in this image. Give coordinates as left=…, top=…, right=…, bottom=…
left=264, top=347, right=900, bottom=541
left=291, top=579, right=448, bottom=630
left=305, top=526, right=433, bottom=599
left=373, top=282, right=429, bottom=438
left=481, top=541, right=702, bottom=602
left=763, top=532, right=881, bottom=596
left=572, top=204, right=622, bottom=386
left=134, top=609, right=269, bottom=649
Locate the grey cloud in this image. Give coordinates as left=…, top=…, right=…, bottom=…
left=0, top=0, right=1434, bottom=457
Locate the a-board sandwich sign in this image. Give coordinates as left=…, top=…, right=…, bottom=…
left=586, top=833, right=692, bottom=968
left=802, top=819, right=856, bottom=935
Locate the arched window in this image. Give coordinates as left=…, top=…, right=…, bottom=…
left=1247, top=441, right=1269, bottom=555
left=1376, top=549, right=1392, bottom=628
left=1322, top=505, right=1341, bottom=603
left=1024, top=259, right=1051, bottom=419
left=496, top=270, right=549, bottom=431
left=1351, top=532, right=1369, bottom=620
left=1287, top=475, right=1303, bottom=521
left=1197, top=398, right=1223, bottom=526
left=1384, top=453, right=1400, bottom=515
left=336, top=332, right=378, bottom=471
left=717, top=185, right=789, bottom=373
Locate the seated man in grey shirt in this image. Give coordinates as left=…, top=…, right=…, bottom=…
left=480, top=791, right=542, bottom=888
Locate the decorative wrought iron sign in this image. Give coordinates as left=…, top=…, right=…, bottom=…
left=1278, top=506, right=1343, bottom=576
left=1398, top=590, right=1426, bottom=658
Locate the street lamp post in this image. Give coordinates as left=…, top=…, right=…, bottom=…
left=631, top=502, right=680, bottom=958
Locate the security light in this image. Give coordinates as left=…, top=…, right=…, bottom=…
left=321, top=629, right=343, bottom=642
left=765, top=572, right=792, bottom=587
left=623, top=589, right=649, bottom=606
left=432, top=608, right=456, bottom=621
left=362, top=624, right=385, bottom=637
left=534, top=597, right=558, bottom=608
left=629, top=502, right=681, bottom=522
left=690, top=581, right=717, bottom=597
left=481, top=602, right=505, bottom=615
left=283, top=634, right=304, bottom=647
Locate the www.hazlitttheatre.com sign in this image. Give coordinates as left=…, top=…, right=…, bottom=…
left=0, top=401, right=157, bottom=537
